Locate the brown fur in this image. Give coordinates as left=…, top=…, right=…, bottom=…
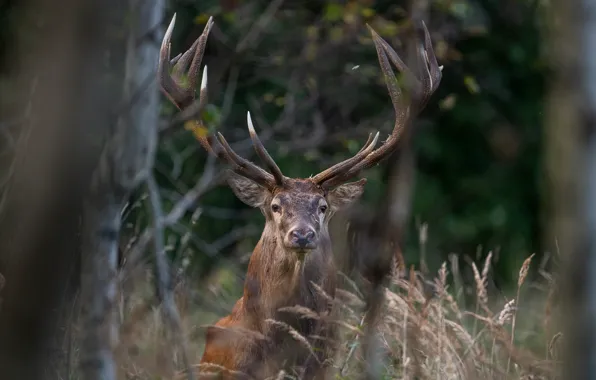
left=158, top=13, right=441, bottom=380
left=199, top=176, right=365, bottom=379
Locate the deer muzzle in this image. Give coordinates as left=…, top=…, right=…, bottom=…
left=286, top=226, right=317, bottom=252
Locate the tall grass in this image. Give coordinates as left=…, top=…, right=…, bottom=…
left=103, top=249, right=560, bottom=380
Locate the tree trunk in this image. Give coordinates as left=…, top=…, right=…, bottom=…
left=78, top=0, right=164, bottom=378
left=544, top=0, right=596, bottom=377
left=0, top=0, right=98, bottom=377
left=0, top=0, right=163, bottom=378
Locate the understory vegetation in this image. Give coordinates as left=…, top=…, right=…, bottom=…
left=107, top=247, right=559, bottom=380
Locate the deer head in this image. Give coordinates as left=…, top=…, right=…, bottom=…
left=157, top=14, right=441, bottom=258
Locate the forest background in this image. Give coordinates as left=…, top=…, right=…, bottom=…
left=0, top=0, right=567, bottom=378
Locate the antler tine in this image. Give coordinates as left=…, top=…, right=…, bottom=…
left=188, top=66, right=216, bottom=155
left=175, top=17, right=214, bottom=93
left=159, top=14, right=188, bottom=107
left=215, top=132, right=277, bottom=188
left=158, top=14, right=214, bottom=109
left=317, top=22, right=441, bottom=190
left=357, top=133, right=375, bottom=154
left=312, top=132, right=378, bottom=186
left=171, top=16, right=213, bottom=81
left=369, top=25, right=412, bottom=120
left=159, top=15, right=279, bottom=190
left=311, top=132, right=380, bottom=185
left=183, top=69, right=277, bottom=189
left=312, top=25, right=408, bottom=189
left=419, top=20, right=442, bottom=108
left=171, top=37, right=200, bottom=81
left=246, top=112, right=286, bottom=186
left=170, top=53, right=183, bottom=66
left=370, top=26, right=424, bottom=102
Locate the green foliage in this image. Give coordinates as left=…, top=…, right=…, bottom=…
left=149, top=0, right=547, bottom=287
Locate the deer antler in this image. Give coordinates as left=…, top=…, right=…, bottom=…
left=158, top=14, right=286, bottom=190
left=312, top=21, right=442, bottom=190
left=159, top=15, right=441, bottom=192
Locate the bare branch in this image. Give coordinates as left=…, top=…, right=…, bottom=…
left=122, top=153, right=219, bottom=274
left=235, top=0, right=286, bottom=53
left=146, top=175, right=194, bottom=380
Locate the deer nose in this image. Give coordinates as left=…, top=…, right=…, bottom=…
left=290, top=228, right=315, bottom=248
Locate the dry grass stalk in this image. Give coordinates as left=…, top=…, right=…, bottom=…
left=496, top=299, right=516, bottom=326
left=472, top=261, right=489, bottom=315
left=277, top=305, right=321, bottom=320
left=265, top=319, right=320, bottom=362
left=518, top=254, right=536, bottom=288
left=507, top=253, right=536, bottom=376
left=109, top=251, right=558, bottom=380
left=548, top=332, right=562, bottom=360
left=335, top=288, right=366, bottom=309
left=482, top=251, right=493, bottom=286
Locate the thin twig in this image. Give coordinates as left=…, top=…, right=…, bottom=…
left=235, top=0, right=286, bottom=53
left=122, top=152, right=219, bottom=274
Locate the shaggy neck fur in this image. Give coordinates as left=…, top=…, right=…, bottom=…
left=242, top=220, right=336, bottom=329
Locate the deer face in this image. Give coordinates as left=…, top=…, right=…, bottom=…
left=159, top=15, right=441, bottom=255
left=227, top=173, right=366, bottom=254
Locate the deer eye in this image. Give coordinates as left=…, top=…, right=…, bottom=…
left=271, top=204, right=281, bottom=213
left=319, top=205, right=328, bottom=214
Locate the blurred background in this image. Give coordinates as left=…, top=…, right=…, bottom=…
left=0, top=0, right=576, bottom=378
left=131, top=0, right=545, bottom=287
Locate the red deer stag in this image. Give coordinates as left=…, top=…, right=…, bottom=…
left=159, top=13, right=441, bottom=380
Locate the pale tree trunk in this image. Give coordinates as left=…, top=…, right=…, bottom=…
left=544, top=0, right=596, bottom=377
left=78, top=0, right=164, bottom=378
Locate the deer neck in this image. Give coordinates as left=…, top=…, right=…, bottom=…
left=243, top=222, right=335, bottom=321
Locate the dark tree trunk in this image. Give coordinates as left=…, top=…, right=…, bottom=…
left=0, top=0, right=133, bottom=378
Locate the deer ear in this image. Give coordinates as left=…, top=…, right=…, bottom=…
left=226, top=170, right=268, bottom=208
left=327, top=178, right=366, bottom=211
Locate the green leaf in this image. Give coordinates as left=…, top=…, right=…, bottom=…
left=194, top=13, right=211, bottom=25
left=464, top=75, right=481, bottom=94
left=324, top=3, right=344, bottom=22
left=361, top=7, right=375, bottom=18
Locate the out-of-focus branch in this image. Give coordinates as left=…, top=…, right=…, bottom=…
left=146, top=175, right=194, bottom=380
left=357, top=7, right=431, bottom=380
left=121, top=153, right=220, bottom=274
left=235, top=0, right=285, bottom=54
left=78, top=0, right=163, bottom=378
left=395, top=0, right=430, bottom=275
